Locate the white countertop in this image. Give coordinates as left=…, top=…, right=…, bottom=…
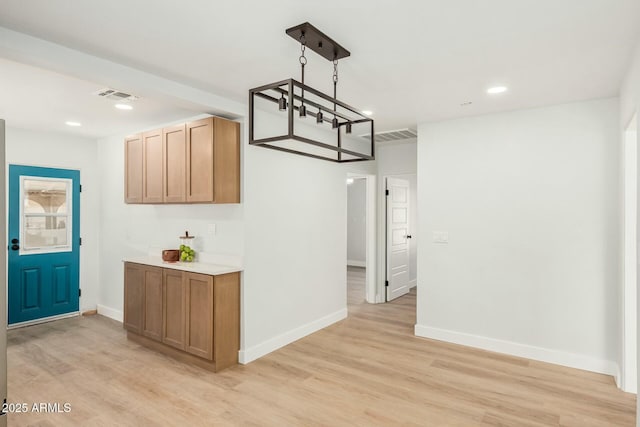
left=123, top=256, right=242, bottom=276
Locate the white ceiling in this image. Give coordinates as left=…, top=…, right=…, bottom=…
left=0, top=58, right=198, bottom=138
left=0, top=0, right=639, bottom=134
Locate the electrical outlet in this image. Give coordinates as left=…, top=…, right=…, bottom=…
left=207, top=223, right=217, bottom=235
left=432, top=231, right=449, bottom=244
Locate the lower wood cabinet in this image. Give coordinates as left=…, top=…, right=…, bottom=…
left=124, top=262, right=240, bottom=372
left=142, top=267, right=163, bottom=341
left=162, top=269, right=186, bottom=350
left=124, top=263, right=163, bottom=341
left=123, top=263, right=144, bottom=334
left=185, top=272, right=214, bottom=359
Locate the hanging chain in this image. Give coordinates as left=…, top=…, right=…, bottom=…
left=299, top=35, right=307, bottom=64
left=333, top=60, right=339, bottom=112
left=299, top=35, right=307, bottom=84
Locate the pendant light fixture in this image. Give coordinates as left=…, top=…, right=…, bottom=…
left=249, top=22, right=375, bottom=162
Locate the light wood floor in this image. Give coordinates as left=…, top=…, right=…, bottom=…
left=7, top=268, right=636, bottom=426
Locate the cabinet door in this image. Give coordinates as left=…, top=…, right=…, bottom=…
left=142, top=266, right=163, bottom=341
left=123, top=263, right=144, bottom=333
left=124, top=134, right=143, bottom=203
left=163, top=125, right=186, bottom=203
left=185, top=272, right=214, bottom=360
left=213, top=118, right=240, bottom=203
left=186, top=118, right=214, bottom=203
left=143, top=129, right=163, bottom=203
left=162, top=269, right=186, bottom=350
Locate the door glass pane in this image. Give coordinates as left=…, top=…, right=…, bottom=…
left=23, top=179, right=68, bottom=214
left=24, top=216, right=68, bottom=248
left=21, top=177, right=72, bottom=253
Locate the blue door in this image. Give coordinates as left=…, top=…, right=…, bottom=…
left=8, top=165, right=80, bottom=325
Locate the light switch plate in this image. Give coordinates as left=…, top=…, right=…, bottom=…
left=432, top=231, right=449, bottom=244
left=207, top=223, right=217, bottom=235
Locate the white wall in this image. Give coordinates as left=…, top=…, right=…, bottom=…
left=347, top=178, right=366, bottom=266
left=5, top=127, right=100, bottom=313
left=416, top=98, right=620, bottom=376
left=96, top=119, right=245, bottom=320
left=0, top=29, right=365, bottom=367
left=376, top=141, right=418, bottom=287
left=96, top=108, right=369, bottom=364
left=241, top=145, right=350, bottom=361
left=238, top=105, right=375, bottom=361
left=619, top=38, right=640, bottom=418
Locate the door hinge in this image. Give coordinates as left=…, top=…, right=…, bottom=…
left=79, top=289, right=82, bottom=297
left=79, top=184, right=82, bottom=192
left=79, top=237, right=82, bottom=246
left=385, top=189, right=389, bottom=196
left=385, top=280, right=389, bottom=287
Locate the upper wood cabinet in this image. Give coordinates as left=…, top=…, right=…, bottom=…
left=142, top=129, right=164, bottom=203
left=213, top=117, right=241, bottom=204
left=163, top=124, right=187, bottom=203
left=125, top=116, right=240, bottom=205
left=124, top=134, right=143, bottom=203
left=186, top=118, right=215, bottom=203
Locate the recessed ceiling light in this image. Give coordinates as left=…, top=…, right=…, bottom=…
left=487, top=86, right=508, bottom=94
left=362, top=110, right=373, bottom=116
left=115, top=103, right=133, bottom=110
left=65, top=121, right=82, bottom=127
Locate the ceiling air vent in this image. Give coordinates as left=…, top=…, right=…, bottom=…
left=361, top=128, right=417, bottom=143
left=93, top=87, right=139, bottom=102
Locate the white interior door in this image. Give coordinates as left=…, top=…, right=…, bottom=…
left=386, top=177, right=411, bottom=301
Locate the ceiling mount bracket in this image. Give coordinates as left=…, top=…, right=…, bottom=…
left=286, top=22, right=350, bottom=61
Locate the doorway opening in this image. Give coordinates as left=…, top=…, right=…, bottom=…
left=346, top=173, right=376, bottom=305
left=623, top=113, right=638, bottom=393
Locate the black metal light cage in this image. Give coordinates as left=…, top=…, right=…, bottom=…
left=249, top=78, right=375, bottom=163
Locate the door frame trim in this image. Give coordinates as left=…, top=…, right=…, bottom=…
left=622, top=112, right=638, bottom=393
left=347, top=173, right=377, bottom=304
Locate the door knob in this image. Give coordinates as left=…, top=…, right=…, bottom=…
left=11, top=238, right=18, bottom=244
left=406, top=235, right=412, bottom=239
left=11, top=244, right=19, bottom=250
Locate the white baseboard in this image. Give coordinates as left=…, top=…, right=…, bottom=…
left=347, top=260, right=366, bottom=268
left=614, top=365, right=622, bottom=390
left=409, top=279, right=417, bottom=289
left=239, top=308, right=348, bottom=364
left=414, top=324, right=619, bottom=377
left=97, top=304, right=123, bottom=323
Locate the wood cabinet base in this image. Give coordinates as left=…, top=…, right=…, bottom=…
left=127, top=332, right=237, bottom=373
left=124, top=263, right=240, bottom=373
